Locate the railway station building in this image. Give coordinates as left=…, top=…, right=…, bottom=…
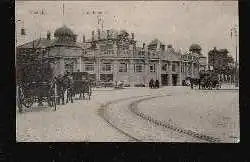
left=16, top=25, right=206, bottom=86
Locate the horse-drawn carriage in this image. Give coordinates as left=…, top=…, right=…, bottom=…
left=198, top=70, right=221, bottom=90
left=71, top=71, right=92, bottom=100
left=16, top=56, right=57, bottom=113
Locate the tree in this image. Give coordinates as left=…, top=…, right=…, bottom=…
left=208, top=47, right=235, bottom=76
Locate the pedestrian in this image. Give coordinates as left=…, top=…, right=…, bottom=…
left=149, top=78, right=154, bottom=88
left=190, top=78, right=194, bottom=89
left=155, top=80, right=159, bottom=88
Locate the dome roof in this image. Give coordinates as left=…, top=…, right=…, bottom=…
left=54, top=25, right=74, bottom=37
left=189, top=44, right=202, bottom=51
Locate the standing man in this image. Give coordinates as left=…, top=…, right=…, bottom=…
left=155, top=80, right=160, bottom=88
left=149, top=78, right=154, bottom=88
left=190, top=78, right=194, bottom=90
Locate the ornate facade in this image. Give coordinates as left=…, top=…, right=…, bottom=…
left=17, top=25, right=206, bottom=86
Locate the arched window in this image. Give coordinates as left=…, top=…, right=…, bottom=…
left=162, top=64, right=168, bottom=71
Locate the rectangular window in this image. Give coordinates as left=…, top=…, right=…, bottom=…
left=85, top=63, right=94, bottom=72
left=102, top=63, right=112, bottom=72
left=150, top=64, right=156, bottom=72
left=107, top=44, right=114, bottom=55
left=172, top=63, right=176, bottom=72
left=119, top=63, right=127, bottom=72
left=100, top=45, right=108, bottom=55
left=134, top=64, right=144, bottom=72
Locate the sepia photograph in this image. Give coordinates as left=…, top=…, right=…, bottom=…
left=16, top=1, right=239, bottom=143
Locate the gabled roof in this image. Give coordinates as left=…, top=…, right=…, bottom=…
left=17, top=38, right=53, bottom=49
left=162, top=50, right=181, bottom=61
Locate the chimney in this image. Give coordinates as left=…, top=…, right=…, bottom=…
left=47, top=31, right=51, bottom=40
left=167, top=44, right=172, bottom=48
left=92, top=31, right=95, bottom=41
left=131, top=33, right=134, bottom=40
left=107, top=30, right=110, bottom=38
left=82, top=35, right=85, bottom=43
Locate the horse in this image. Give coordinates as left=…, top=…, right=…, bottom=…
left=53, top=74, right=73, bottom=105
left=190, top=78, right=201, bottom=89
left=72, top=80, right=85, bottom=100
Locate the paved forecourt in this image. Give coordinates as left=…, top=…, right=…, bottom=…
left=16, top=87, right=169, bottom=142
left=16, top=86, right=239, bottom=142
left=137, top=88, right=239, bottom=143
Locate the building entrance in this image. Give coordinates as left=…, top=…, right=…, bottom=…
left=161, top=74, right=168, bottom=86
left=172, top=74, right=178, bottom=86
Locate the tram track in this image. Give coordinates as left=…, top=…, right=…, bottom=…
left=129, top=96, right=223, bottom=143
left=97, top=95, right=149, bottom=142
left=98, top=93, right=223, bottom=143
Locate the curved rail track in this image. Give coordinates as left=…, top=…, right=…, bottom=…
left=98, top=94, right=223, bottom=143
left=98, top=95, right=148, bottom=142
left=129, top=96, right=222, bottom=143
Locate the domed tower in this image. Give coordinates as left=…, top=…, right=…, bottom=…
left=54, top=25, right=75, bottom=42
left=189, top=44, right=202, bottom=55
left=49, top=25, right=82, bottom=75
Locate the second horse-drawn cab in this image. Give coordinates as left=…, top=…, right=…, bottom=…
left=199, top=70, right=221, bottom=90
left=71, top=71, right=92, bottom=100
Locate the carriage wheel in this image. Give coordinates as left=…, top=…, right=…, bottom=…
left=22, top=96, right=34, bottom=108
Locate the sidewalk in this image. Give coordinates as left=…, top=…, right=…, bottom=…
left=220, top=84, right=239, bottom=90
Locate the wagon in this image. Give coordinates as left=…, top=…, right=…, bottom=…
left=71, top=72, right=92, bottom=100
left=16, top=49, right=57, bottom=112
left=16, top=81, right=57, bottom=112
left=199, top=71, right=221, bottom=90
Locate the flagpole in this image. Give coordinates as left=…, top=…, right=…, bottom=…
left=231, top=26, right=238, bottom=87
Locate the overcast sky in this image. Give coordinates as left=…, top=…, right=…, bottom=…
left=15, top=1, right=238, bottom=59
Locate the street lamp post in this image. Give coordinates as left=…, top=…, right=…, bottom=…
left=231, top=26, right=238, bottom=87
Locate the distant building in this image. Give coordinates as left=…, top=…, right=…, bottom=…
left=16, top=25, right=202, bottom=86
left=180, top=44, right=207, bottom=81
left=180, top=51, right=200, bottom=80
